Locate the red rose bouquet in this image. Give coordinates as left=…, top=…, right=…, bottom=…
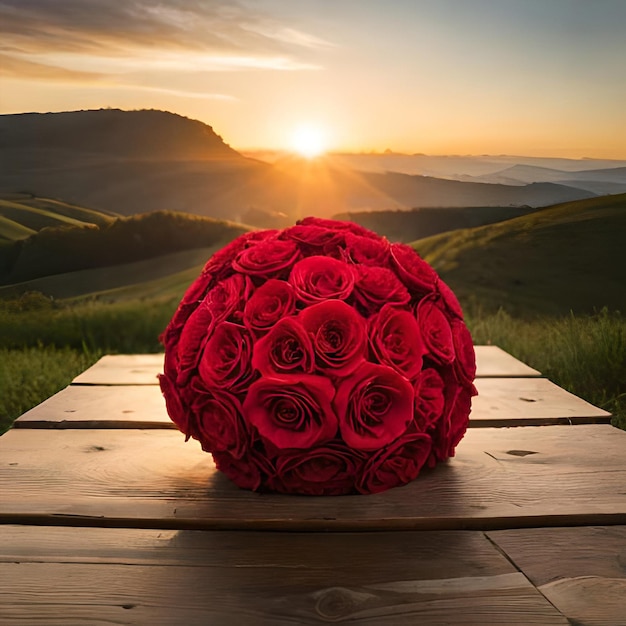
left=159, top=217, right=477, bottom=495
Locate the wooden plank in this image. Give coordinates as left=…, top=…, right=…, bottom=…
left=471, top=377, right=611, bottom=426
left=15, top=376, right=609, bottom=430
left=474, top=345, right=541, bottom=377
left=69, top=346, right=541, bottom=386
left=14, top=384, right=173, bottom=429
left=0, top=525, right=568, bottom=625
left=72, top=354, right=164, bottom=386
left=1, top=425, right=625, bottom=531
left=488, top=527, right=626, bottom=626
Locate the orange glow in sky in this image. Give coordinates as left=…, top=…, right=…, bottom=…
left=0, top=1, right=625, bottom=159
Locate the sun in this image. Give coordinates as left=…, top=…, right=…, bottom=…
left=290, top=124, right=328, bottom=158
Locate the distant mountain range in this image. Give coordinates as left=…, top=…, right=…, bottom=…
left=0, top=109, right=607, bottom=226
left=468, top=164, right=626, bottom=195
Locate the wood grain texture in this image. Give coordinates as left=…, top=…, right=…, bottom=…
left=1, top=425, right=625, bottom=531
left=15, top=376, right=609, bottom=430
left=488, top=527, right=626, bottom=626
left=474, top=346, right=541, bottom=378
left=72, top=353, right=164, bottom=386
left=0, top=526, right=568, bottom=625
left=69, top=347, right=541, bottom=386
left=14, top=384, right=174, bottom=429
left=471, top=377, right=611, bottom=426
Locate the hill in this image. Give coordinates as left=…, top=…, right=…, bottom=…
left=0, top=109, right=274, bottom=224
left=0, top=207, right=251, bottom=289
left=0, top=110, right=598, bottom=225
left=0, top=248, right=212, bottom=302
left=0, top=109, right=238, bottom=161
left=412, top=193, right=626, bottom=316
left=0, top=194, right=116, bottom=241
left=333, top=206, right=537, bottom=242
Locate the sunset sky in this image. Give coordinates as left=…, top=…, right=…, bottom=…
left=1, top=0, right=625, bottom=158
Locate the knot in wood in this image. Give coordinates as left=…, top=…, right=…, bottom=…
left=314, top=586, right=370, bottom=621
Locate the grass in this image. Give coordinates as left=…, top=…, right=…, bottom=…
left=0, top=294, right=180, bottom=434
left=0, top=293, right=179, bottom=353
left=0, top=346, right=102, bottom=433
left=467, top=307, right=626, bottom=430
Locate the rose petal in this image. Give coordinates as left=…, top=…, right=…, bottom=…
left=358, top=433, right=432, bottom=494
left=299, top=299, right=367, bottom=376
left=243, top=375, right=338, bottom=450
left=369, top=304, right=425, bottom=380
left=289, top=256, right=356, bottom=304
left=252, top=317, right=315, bottom=376
left=334, top=362, right=414, bottom=451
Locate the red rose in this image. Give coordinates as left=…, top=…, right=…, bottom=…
left=213, top=448, right=275, bottom=492
left=269, top=444, right=365, bottom=495
left=437, top=278, right=464, bottom=319
left=252, top=317, right=315, bottom=376
left=446, top=384, right=474, bottom=458
left=296, top=216, right=381, bottom=239
left=298, top=300, right=367, bottom=376
left=205, top=273, right=253, bottom=325
left=426, top=369, right=462, bottom=465
left=289, top=256, right=356, bottom=304
left=175, top=300, right=216, bottom=385
left=334, top=362, right=414, bottom=451
left=281, top=224, right=345, bottom=253
left=201, top=229, right=277, bottom=282
left=191, top=385, right=249, bottom=459
left=198, top=322, right=255, bottom=393
left=180, top=269, right=214, bottom=307
left=353, top=265, right=410, bottom=315
left=369, top=304, right=425, bottom=381
left=343, top=232, right=390, bottom=266
left=417, top=296, right=455, bottom=365
left=232, top=238, right=301, bottom=278
left=413, top=368, right=445, bottom=430
left=358, top=432, right=432, bottom=494
left=390, top=242, right=437, bottom=293
left=243, top=375, right=338, bottom=450
left=243, top=279, right=296, bottom=334
left=451, top=319, right=476, bottom=385
left=158, top=374, right=190, bottom=434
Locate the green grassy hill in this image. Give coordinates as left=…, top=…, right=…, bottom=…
left=0, top=198, right=251, bottom=295
left=0, top=194, right=116, bottom=240
left=412, top=193, right=626, bottom=316
left=0, top=215, right=36, bottom=242
left=0, top=247, right=212, bottom=302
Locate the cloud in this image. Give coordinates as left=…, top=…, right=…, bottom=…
left=117, top=83, right=239, bottom=101
left=0, top=0, right=330, bottom=81
left=0, top=52, right=103, bottom=81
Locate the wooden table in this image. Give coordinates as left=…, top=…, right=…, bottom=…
left=1, top=347, right=624, bottom=625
